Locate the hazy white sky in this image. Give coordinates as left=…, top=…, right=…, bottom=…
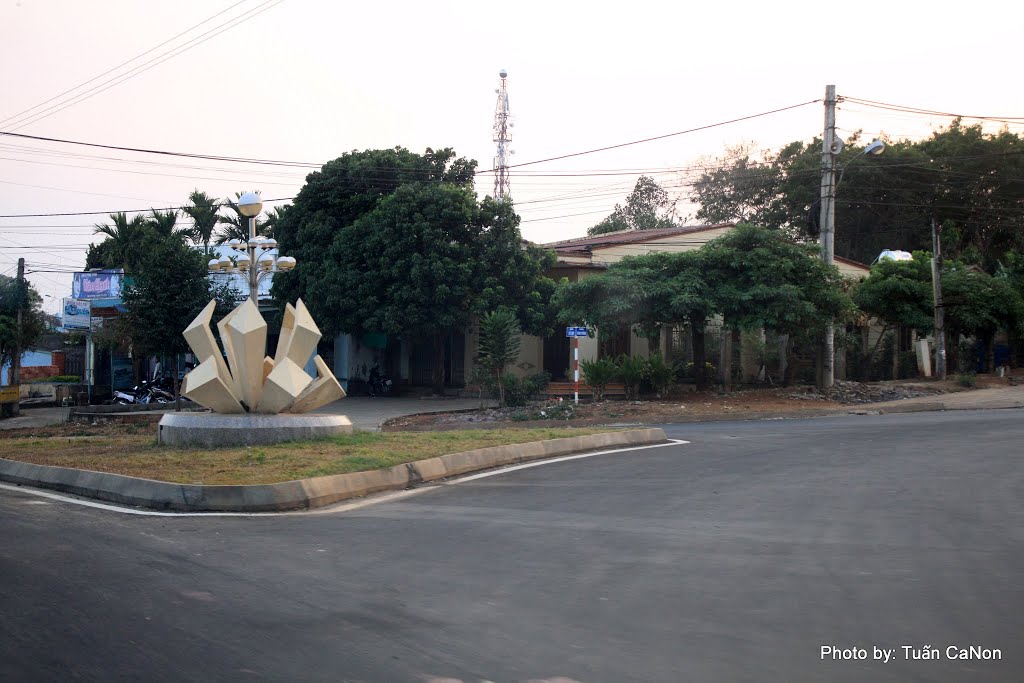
left=1, top=0, right=1020, bottom=313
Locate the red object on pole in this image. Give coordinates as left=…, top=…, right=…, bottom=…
left=573, top=337, right=579, bottom=404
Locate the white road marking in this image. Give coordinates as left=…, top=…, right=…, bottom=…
left=0, top=438, right=689, bottom=518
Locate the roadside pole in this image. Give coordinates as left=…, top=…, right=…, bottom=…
left=11, top=258, right=25, bottom=417
left=574, top=336, right=579, bottom=405
left=931, top=218, right=946, bottom=380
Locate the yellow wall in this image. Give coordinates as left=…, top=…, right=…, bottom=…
left=589, top=226, right=734, bottom=264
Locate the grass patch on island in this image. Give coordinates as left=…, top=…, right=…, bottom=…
left=0, top=424, right=620, bottom=486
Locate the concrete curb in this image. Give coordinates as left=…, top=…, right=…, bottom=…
left=0, top=428, right=667, bottom=513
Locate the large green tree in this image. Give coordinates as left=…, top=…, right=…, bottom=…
left=587, top=176, right=678, bottom=236
left=87, top=212, right=153, bottom=272
left=852, top=252, right=935, bottom=336
left=691, top=121, right=1024, bottom=269
left=0, top=275, right=47, bottom=373
left=553, top=250, right=717, bottom=388
left=120, top=234, right=232, bottom=406
left=272, top=147, right=551, bottom=392
left=702, top=224, right=854, bottom=384
left=181, top=190, right=221, bottom=253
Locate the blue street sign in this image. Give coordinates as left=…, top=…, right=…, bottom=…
left=565, top=326, right=588, bottom=337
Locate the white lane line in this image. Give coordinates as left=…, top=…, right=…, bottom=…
left=0, top=438, right=690, bottom=518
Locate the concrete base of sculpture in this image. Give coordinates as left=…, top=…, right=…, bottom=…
left=157, top=412, right=353, bottom=448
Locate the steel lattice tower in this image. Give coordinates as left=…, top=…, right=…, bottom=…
left=492, top=69, right=512, bottom=200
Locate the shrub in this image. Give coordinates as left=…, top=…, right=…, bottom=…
left=502, top=372, right=551, bottom=407
left=580, top=357, right=618, bottom=401
left=30, top=375, right=81, bottom=383
left=644, top=353, right=675, bottom=398
left=957, top=372, right=977, bottom=388
left=477, top=308, right=522, bottom=406
left=617, top=354, right=646, bottom=399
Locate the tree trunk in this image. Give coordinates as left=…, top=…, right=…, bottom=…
left=431, top=332, right=446, bottom=395
left=783, top=336, right=798, bottom=386
left=174, top=354, right=182, bottom=412
left=719, top=325, right=733, bottom=389
left=690, top=315, right=707, bottom=391
left=984, top=333, right=995, bottom=374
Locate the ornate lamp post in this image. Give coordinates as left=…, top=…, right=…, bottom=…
left=207, top=192, right=295, bottom=303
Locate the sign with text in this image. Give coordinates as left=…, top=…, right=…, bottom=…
left=565, top=326, right=589, bottom=337
left=72, top=270, right=124, bottom=300
left=62, top=298, right=91, bottom=329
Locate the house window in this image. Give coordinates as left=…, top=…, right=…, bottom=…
left=599, top=326, right=630, bottom=359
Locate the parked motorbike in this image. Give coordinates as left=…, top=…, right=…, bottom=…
left=368, top=364, right=394, bottom=397
left=112, top=380, right=173, bottom=405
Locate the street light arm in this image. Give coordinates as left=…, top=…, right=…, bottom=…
left=835, top=139, right=885, bottom=192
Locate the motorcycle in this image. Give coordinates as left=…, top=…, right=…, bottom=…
left=368, top=364, right=394, bottom=397
left=113, top=380, right=173, bottom=405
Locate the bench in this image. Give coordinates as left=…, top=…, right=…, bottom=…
left=541, top=381, right=627, bottom=399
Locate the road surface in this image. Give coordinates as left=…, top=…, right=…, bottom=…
left=1, top=410, right=1021, bottom=681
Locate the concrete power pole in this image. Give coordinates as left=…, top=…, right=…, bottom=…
left=11, top=257, right=25, bottom=416
left=492, top=69, right=512, bottom=201
left=818, top=84, right=838, bottom=389
left=932, top=218, right=946, bottom=380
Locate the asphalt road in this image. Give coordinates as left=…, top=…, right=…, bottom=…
left=1, top=410, right=1021, bottom=682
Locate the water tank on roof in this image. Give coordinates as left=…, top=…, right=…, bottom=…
left=876, top=249, right=913, bottom=263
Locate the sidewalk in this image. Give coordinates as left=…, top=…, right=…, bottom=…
left=848, top=384, right=1024, bottom=414
left=0, top=407, right=71, bottom=431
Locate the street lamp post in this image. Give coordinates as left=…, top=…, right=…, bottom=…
left=818, top=85, right=884, bottom=388
left=207, top=192, right=295, bottom=303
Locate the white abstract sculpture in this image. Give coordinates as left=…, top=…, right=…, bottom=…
left=181, top=298, right=345, bottom=414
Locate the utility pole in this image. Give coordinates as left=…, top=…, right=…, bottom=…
left=492, top=69, right=512, bottom=201
left=818, top=84, right=838, bottom=389
left=11, top=257, right=25, bottom=417
left=931, top=218, right=946, bottom=380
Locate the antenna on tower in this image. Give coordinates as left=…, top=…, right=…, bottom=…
left=492, top=69, right=512, bottom=201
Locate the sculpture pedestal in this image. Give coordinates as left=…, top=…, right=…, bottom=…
left=158, top=413, right=352, bottom=448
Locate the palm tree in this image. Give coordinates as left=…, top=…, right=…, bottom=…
left=145, top=208, right=184, bottom=239
left=260, top=205, right=288, bottom=239
left=92, top=212, right=149, bottom=272
left=181, top=190, right=220, bottom=253
left=215, top=191, right=267, bottom=244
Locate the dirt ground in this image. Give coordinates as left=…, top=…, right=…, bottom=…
left=382, top=374, right=1019, bottom=432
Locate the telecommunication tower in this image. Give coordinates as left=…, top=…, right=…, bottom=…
left=492, top=69, right=512, bottom=200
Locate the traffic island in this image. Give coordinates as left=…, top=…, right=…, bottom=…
left=0, top=428, right=668, bottom=512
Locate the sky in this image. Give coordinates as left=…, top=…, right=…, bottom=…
left=1, top=0, right=1021, bottom=315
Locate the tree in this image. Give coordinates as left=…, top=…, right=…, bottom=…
left=216, top=191, right=268, bottom=244
left=702, top=224, right=854, bottom=384
left=271, top=147, right=551, bottom=393
left=0, top=275, right=47, bottom=374
left=477, top=307, right=521, bottom=406
left=120, top=234, right=224, bottom=407
left=690, top=122, right=1024, bottom=268
left=554, top=250, right=718, bottom=388
left=182, top=190, right=221, bottom=253
left=587, top=176, right=677, bottom=235
left=942, top=265, right=1024, bottom=372
left=853, top=252, right=935, bottom=336
left=88, top=212, right=152, bottom=272
left=145, top=208, right=184, bottom=238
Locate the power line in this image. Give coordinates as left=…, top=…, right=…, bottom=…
left=4, top=0, right=287, bottom=132
left=0, top=196, right=293, bottom=218
left=841, top=96, right=1024, bottom=125
left=0, top=0, right=253, bottom=129
left=501, top=100, right=821, bottom=171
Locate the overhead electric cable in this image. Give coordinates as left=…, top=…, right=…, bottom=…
left=4, top=0, right=286, bottom=131
left=0, top=0, right=252, bottom=128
